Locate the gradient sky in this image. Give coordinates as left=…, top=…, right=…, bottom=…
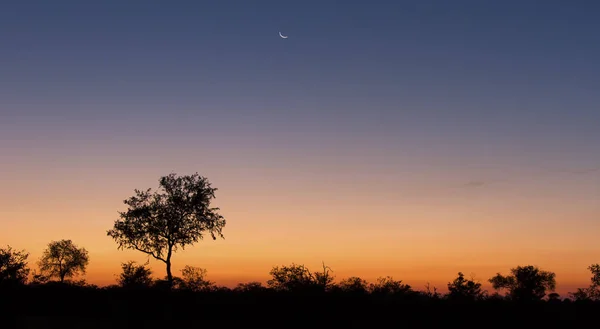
left=1, top=0, right=599, bottom=294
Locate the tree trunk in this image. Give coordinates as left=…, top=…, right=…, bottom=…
left=166, top=247, right=173, bottom=287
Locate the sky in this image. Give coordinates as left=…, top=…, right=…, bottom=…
left=1, top=0, right=599, bottom=294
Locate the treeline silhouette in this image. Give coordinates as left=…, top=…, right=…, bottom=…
left=2, top=173, right=600, bottom=329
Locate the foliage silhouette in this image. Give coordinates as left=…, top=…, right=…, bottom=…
left=29, top=269, right=49, bottom=285
left=107, top=172, right=226, bottom=286
left=233, top=281, right=268, bottom=293
left=1, top=262, right=600, bottom=329
left=489, top=265, right=556, bottom=301
left=336, top=276, right=369, bottom=294
left=176, top=265, right=214, bottom=292
left=547, top=292, right=561, bottom=302
left=423, top=281, right=441, bottom=299
left=369, top=276, right=412, bottom=295
left=447, top=272, right=486, bottom=301
left=569, top=264, right=600, bottom=301
left=0, top=245, right=30, bottom=286
left=37, top=239, right=89, bottom=283
left=267, top=262, right=334, bottom=292
left=117, top=260, right=153, bottom=289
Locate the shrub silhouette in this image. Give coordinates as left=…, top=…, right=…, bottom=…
left=423, top=282, right=441, bottom=299
left=0, top=245, right=30, bottom=286
left=233, top=281, right=268, bottom=293
left=570, top=264, right=600, bottom=301
left=107, top=172, right=226, bottom=286
left=547, top=292, right=561, bottom=302
left=1, top=260, right=600, bottom=329
left=489, top=265, right=556, bottom=301
left=176, top=265, right=214, bottom=292
left=38, top=239, right=89, bottom=283
left=369, top=276, right=412, bottom=295
left=447, top=272, right=486, bottom=301
left=267, top=262, right=334, bottom=292
left=29, top=269, right=49, bottom=285
left=117, top=260, right=153, bottom=289
left=336, top=276, right=369, bottom=294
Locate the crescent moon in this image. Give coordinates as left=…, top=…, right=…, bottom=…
left=279, top=32, right=288, bottom=39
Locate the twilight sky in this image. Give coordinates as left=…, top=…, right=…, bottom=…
left=1, top=0, right=599, bottom=294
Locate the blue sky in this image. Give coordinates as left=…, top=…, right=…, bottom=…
left=2, top=1, right=599, bottom=162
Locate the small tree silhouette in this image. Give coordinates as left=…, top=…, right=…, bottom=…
left=117, top=260, right=153, bottom=289
left=424, top=282, right=440, bottom=299
left=447, top=272, right=486, bottom=301
left=369, top=276, right=412, bottom=295
left=38, top=239, right=89, bottom=283
left=176, top=265, right=214, bottom=292
left=107, top=173, right=226, bottom=286
left=233, top=281, right=267, bottom=293
left=29, top=270, right=49, bottom=285
left=337, top=276, right=369, bottom=294
left=0, top=246, right=30, bottom=286
left=569, top=264, right=600, bottom=301
left=489, top=265, right=556, bottom=301
left=267, top=262, right=334, bottom=292
left=547, top=292, right=561, bottom=302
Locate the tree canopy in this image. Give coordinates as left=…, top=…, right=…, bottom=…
left=267, top=263, right=334, bottom=292
left=0, top=245, right=30, bottom=286
left=107, top=172, right=226, bottom=284
left=489, top=265, right=556, bottom=301
left=38, top=239, right=89, bottom=283
left=117, top=260, right=153, bottom=289
left=447, top=272, right=486, bottom=301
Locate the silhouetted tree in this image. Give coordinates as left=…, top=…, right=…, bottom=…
left=424, top=282, right=441, bottom=299
left=337, top=276, right=369, bottom=294
left=29, top=270, right=48, bottom=285
left=489, top=265, right=556, bottom=301
left=312, top=262, right=335, bottom=290
left=589, top=264, right=600, bottom=286
left=176, top=265, right=214, bottom=292
left=569, top=264, right=600, bottom=301
left=117, top=260, right=153, bottom=289
left=107, top=173, right=226, bottom=286
left=547, top=292, right=561, bottom=302
left=0, top=246, right=30, bottom=286
left=234, top=281, right=268, bottom=293
left=267, top=263, right=334, bottom=292
left=369, top=276, right=412, bottom=295
left=447, top=272, right=486, bottom=301
left=38, top=239, right=89, bottom=283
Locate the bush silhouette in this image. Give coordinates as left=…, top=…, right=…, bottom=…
left=0, top=245, right=30, bottom=286
left=447, top=272, right=486, bottom=301
left=0, top=260, right=599, bottom=329
left=37, top=239, right=89, bottom=283
left=489, top=265, right=556, bottom=301
left=176, top=265, right=214, bottom=292
left=267, top=262, right=334, bottom=293
left=233, top=281, right=268, bottom=293
left=117, top=260, right=153, bottom=289
left=336, top=276, right=369, bottom=294
left=570, top=264, right=600, bottom=301
left=369, top=276, right=412, bottom=295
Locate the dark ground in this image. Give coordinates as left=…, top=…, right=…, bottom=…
left=1, top=285, right=599, bottom=329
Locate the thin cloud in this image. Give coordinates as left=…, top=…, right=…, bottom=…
left=549, top=167, right=600, bottom=175
left=455, top=178, right=509, bottom=189
left=464, top=181, right=486, bottom=188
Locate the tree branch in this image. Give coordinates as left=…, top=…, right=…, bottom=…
left=132, top=244, right=166, bottom=263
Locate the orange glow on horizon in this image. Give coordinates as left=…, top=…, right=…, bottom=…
left=1, top=160, right=599, bottom=297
